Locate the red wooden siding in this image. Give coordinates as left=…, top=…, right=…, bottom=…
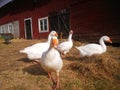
left=70, top=0, right=120, bottom=42
left=0, top=0, right=120, bottom=43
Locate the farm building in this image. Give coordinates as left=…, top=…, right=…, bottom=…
left=0, top=0, right=120, bottom=43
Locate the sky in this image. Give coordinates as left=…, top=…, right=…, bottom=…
left=0, top=0, right=12, bottom=8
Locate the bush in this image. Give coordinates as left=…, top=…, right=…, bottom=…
left=0, top=33, right=14, bottom=44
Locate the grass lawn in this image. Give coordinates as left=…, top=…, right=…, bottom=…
left=0, top=39, right=120, bottom=90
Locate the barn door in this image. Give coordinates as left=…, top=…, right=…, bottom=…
left=24, top=18, right=33, bottom=39
left=13, top=21, right=20, bottom=38
left=49, top=9, right=70, bottom=38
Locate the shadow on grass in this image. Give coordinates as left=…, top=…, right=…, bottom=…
left=64, top=54, right=81, bottom=61
left=65, top=55, right=94, bottom=62
left=17, top=58, right=47, bottom=76
left=16, top=58, right=33, bottom=63
left=65, top=56, right=80, bottom=61
left=22, top=64, right=47, bottom=76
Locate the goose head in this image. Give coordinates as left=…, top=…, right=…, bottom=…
left=49, top=31, right=58, bottom=37
left=51, top=36, right=59, bottom=48
left=69, top=30, right=73, bottom=35
left=102, top=36, right=112, bottom=44
left=48, top=31, right=58, bottom=43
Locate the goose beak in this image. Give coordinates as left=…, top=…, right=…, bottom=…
left=52, top=37, right=58, bottom=48
left=54, top=32, right=58, bottom=37
left=107, top=39, right=112, bottom=44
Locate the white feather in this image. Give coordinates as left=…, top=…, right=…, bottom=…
left=57, top=30, right=73, bottom=55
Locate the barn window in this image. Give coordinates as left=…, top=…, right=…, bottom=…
left=8, top=23, right=14, bottom=34
left=38, top=17, right=49, bottom=33
left=5, top=25, right=9, bottom=33
left=0, top=23, right=14, bottom=34
left=1, top=25, right=5, bottom=33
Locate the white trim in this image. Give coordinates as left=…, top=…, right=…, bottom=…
left=5, top=25, right=8, bottom=33
left=0, top=26, right=1, bottom=33
left=0, top=23, right=14, bottom=34
left=1, top=25, right=5, bottom=33
left=38, top=16, right=49, bottom=33
left=24, top=18, right=33, bottom=39
left=8, top=23, right=14, bottom=34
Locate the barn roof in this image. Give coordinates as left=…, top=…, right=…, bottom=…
left=0, top=0, right=13, bottom=8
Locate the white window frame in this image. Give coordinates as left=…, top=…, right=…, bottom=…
left=0, top=23, right=14, bottom=34
left=1, top=25, right=5, bottom=33
left=0, top=26, right=1, bottom=33
left=24, top=18, right=33, bottom=39
left=38, top=17, right=49, bottom=33
left=8, top=23, right=14, bottom=34
left=5, top=25, right=9, bottom=33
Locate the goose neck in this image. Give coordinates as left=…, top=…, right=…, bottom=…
left=47, top=35, right=51, bottom=43
left=99, top=37, right=107, bottom=52
left=68, top=34, right=72, bottom=41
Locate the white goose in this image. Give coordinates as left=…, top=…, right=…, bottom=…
left=41, top=35, right=63, bottom=89
left=75, top=36, right=112, bottom=57
left=57, top=30, right=73, bottom=56
left=19, top=31, right=58, bottom=63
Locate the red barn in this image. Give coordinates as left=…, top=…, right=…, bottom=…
left=0, top=0, right=120, bottom=43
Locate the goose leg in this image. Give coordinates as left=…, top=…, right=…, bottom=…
left=54, top=71, right=60, bottom=90
left=59, top=50, right=66, bottom=58
left=32, top=60, right=41, bottom=65
left=48, top=73, right=56, bottom=89
left=57, top=48, right=65, bottom=57
left=61, top=53, right=66, bottom=58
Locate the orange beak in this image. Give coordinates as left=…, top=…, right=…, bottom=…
left=52, top=37, right=58, bottom=48
left=107, top=39, right=112, bottom=44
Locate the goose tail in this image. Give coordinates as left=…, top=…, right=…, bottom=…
left=19, top=50, right=25, bottom=53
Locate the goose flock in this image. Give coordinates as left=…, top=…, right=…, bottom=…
left=20, top=30, right=112, bottom=89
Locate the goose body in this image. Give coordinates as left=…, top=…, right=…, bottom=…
left=41, top=36, right=63, bottom=89
left=41, top=45, right=63, bottom=73
left=19, top=31, right=58, bottom=61
left=20, top=42, right=50, bottom=60
left=57, top=30, right=73, bottom=55
left=76, top=36, right=112, bottom=57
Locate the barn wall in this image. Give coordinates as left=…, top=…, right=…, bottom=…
left=0, top=0, right=70, bottom=39
left=70, top=0, right=120, bottom=43
left=0, top=0, right=120, bottom=43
